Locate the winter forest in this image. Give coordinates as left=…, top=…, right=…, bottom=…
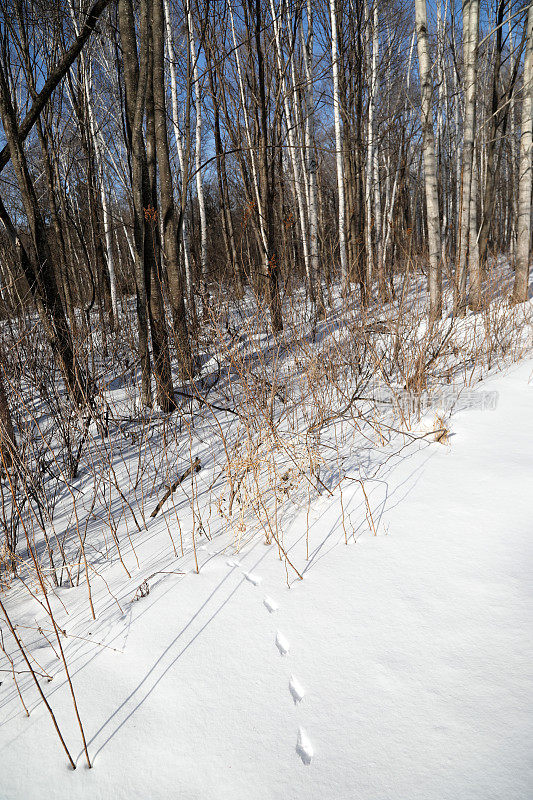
left=0, top=0, right=532, bottom=797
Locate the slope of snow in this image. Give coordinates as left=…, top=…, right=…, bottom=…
left=1, top=358, right=532, bottom=799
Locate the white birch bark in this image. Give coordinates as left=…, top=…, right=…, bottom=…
left=364, top=0, right=374, bottom=285
left=436, top=0, right=449, bottom=260
left=456, top=0, right=479, bottom=312
left=372, top=3, right=382, bottom=282
left=468, top=141, right=480, bottom=307
left=512, top=0, right=533, bottom=303
left=186, top=0, right=208, bottom=281
left=163, top=0, right=193, bottom=300
left=382, top=161, right=400, bottom=268
left=509, top=7, right=519, bottom=262
left=303, top=0, right=322, bottom=307
left=329, top=0, right=348, bottom=287
left=415, top=0, right=442, bottom=318
left=452, top=25, right=462, bottom=255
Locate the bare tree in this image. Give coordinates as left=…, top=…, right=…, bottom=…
left=153, top=0, right=193, bottom=377
left=415, top=0, right=442, bottom=319
left=330, top=0, right=348, bottom=289
left=456, top=0, right=480, bottom=313
left=0, top=56, right=86, bottom=405
left=512, top=1, right=533, bottom=304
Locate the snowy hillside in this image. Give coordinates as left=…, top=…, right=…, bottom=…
left=1, top=349, right=531, bottom=800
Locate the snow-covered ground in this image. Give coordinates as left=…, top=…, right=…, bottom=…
left=1, top=348, right=532, bottom=799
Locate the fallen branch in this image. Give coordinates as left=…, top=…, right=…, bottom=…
left=151, top=458, right=201, bottom=518
left=175, top=389, right=239, bottom=415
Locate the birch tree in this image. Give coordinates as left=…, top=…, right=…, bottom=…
left=415, top=0, right=442, bottom=319
left=303, top=0, right=323, bottom=310
left=512, top=1, right=533, bottom=303
left=186, top=0, right=208, bottom=287
left=456, top=0, right=480, bottom=313
left=330, top=0, right=348, bottom=288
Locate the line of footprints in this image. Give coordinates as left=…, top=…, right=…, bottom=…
left=227, top=559, right=314, bottom=765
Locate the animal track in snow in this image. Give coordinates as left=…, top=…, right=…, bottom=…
left=275, top=630, right=290, bottom=656
left=263, top=596, right=278, bottom=613
left=289, top=675, right=305, bottom=704
left=296, top=727, right=313, bottom=765
left=243, top=571, right=262, bottom=586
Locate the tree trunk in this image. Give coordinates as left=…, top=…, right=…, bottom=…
left=512, top=1, right=533, bottom=304
left=455, top=0, right=480, bottom=314
left=206, top=45, right=241, bottom=295
left=252, top=0, right=283, bottom=333
left=415, top=0, right=443, bottom=320
left=0, top=365, right=16, bottom=473
left=145, top=35, right=178, bottom=411
left=152, top=0, right=193, bottom=380
left=163, top=0, right=195, bottom=312
left=118, top=0, right=152, bottom=407
left=329, top=0, right=348, bottom=289
left=187, top=0, right=208, bottom=286
left=303, top=0, right=324, bottom=311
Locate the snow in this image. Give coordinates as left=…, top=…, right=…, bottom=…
left=263, top=596, right=278, bottom=613
left=1, top=352, right=532, bottom=798
left=275, top=630, right=290, bottom=656
left=289, top=675, right=305, bottom=704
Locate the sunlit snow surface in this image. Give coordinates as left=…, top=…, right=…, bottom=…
left=0, top=323, right=532, bottom=798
